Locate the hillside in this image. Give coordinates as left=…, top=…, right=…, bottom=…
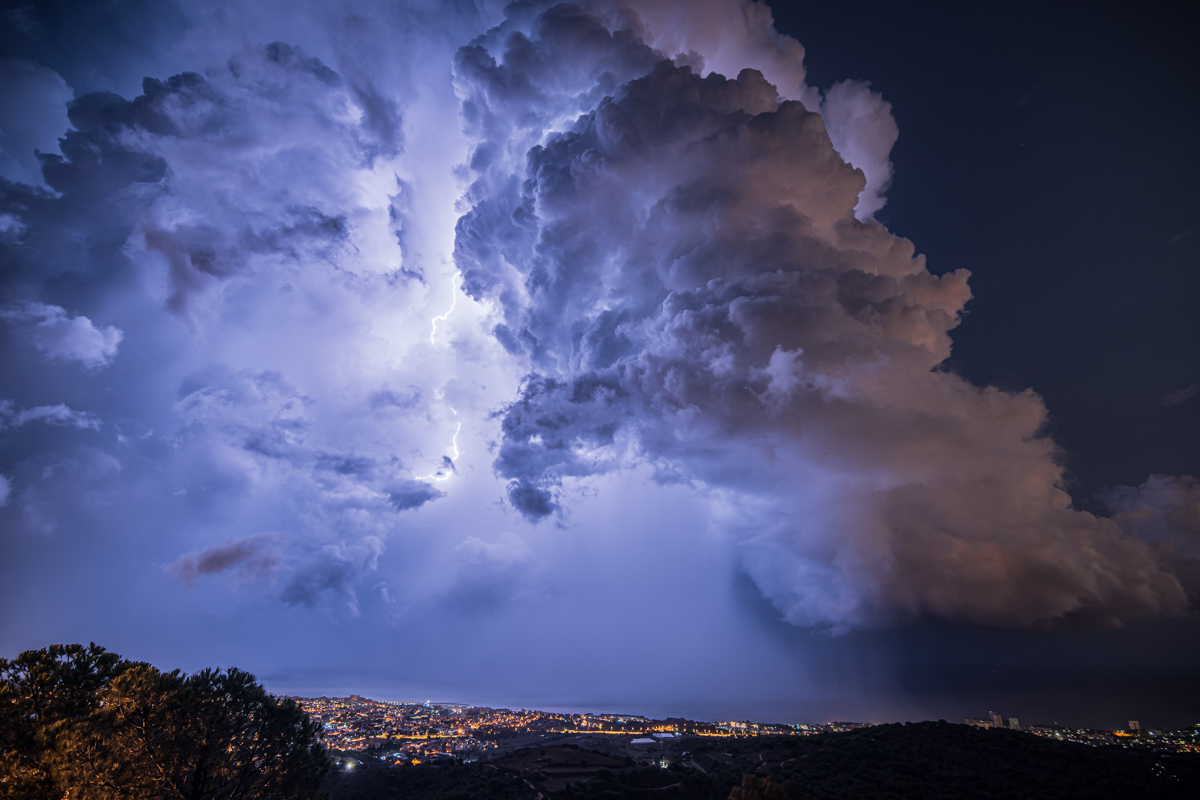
left=324, top=721, right=1200, bottom=799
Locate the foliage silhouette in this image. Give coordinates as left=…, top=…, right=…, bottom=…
left=0, top=643, right=329, bottom=800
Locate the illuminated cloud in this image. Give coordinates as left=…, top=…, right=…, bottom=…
left=0, top=0, right=1194, bottom=706
left=446, top=532, right=537, bottom=608
left=0, top=22, right=475, bottom=613
left=0, top=400, right=100, bottom=430
left=1105, top=475, right=1200, bottom=541
left=0, top=58, right=72, bottom=188
left=1, top=302, right=123, bottom=369
left=281, top=536, right=386, bottom=613
left=455, top=2, right=1190, bottom=629
left=620, top=0, right=896, bottom=218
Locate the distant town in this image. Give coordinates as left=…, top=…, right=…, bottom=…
left=960, top=711, right=1200, bottom=751
left=291, top=695, right=1200, bottom=763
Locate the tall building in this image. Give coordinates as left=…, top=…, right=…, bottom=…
left=1008, top=718, right=1020, bottom=731
left=990, top=712, right=1003, bottom=729
left=1129, top=721, right=1140, bottom=731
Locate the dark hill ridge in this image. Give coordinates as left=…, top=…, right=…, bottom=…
left=325, top=721, right=1200, bottom=799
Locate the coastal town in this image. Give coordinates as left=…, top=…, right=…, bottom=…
left=292, top=695, right=856, bottom=762
left=292, top=696, right=1199, bottom=763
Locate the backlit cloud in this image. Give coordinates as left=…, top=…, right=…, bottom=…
left=453, top=2, right=1190, bottom=629
left=1, top=302, right=123, bottom=369
left=0, top=0, right=1195, bottom=716
left=0, top=58, right=72, bottom=188
left=0, top=400, right=100, bottom=431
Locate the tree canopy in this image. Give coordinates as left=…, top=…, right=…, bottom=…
left=0, top=643, right=328, bottom=800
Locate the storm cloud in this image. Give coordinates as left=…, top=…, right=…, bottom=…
left=0, top=0, right=1197, bottom=720
left=454, top=2, right=1193, bottom=628
left=0, top=14, right=474, bottom=613
left=1, top=302, right=123, bottom=368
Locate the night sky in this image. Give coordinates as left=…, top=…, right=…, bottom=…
left=775, top=1, right=1200, bottom=498
left=1, top=0, right=1197, bottom=730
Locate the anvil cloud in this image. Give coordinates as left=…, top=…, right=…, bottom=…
left=1, top=0, right=1197, bottom=711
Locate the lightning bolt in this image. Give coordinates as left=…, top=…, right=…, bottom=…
left=430, top=273, right=458, bottom=344
left=418, top=276, right=462, bottom=481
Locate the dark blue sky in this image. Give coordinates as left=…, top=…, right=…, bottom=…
left=1, top=0, right=1197, bottom=730
left=761, top=0, right=1200, bottom=727
left=770, top=0, right=1199, bottom=499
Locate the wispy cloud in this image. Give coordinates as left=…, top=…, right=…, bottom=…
left=0, top=400, right=100, bottom=430
left=166, top=534, right=283, bottom=587
left=1158, top=382, right=1199, bottom=408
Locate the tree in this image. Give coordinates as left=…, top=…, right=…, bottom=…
left=1, top=644, right=330, bottom=799
left=728, top=775, right=789, bottom=800
left=0, top=642, right=132, bottom=799
left=58, top=664, right=329, bottom=799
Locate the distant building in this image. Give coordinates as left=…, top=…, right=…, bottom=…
left=990, top=712, right=1003, bottom=729
left=631, top=738, right=656, bottom=745
left=1008, top=718, right=1020, bottom=731
left=349, top=695, right=363, bottom=702
left=965, top=718, right=992, bottom=728
left=1129, top=721, right=1140, bottom=731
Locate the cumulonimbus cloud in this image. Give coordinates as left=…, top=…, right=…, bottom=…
left=0, top=28, right=468, bottom=612
left=0, top=0, right=1194, bottom=641
left=453, top=1, right=1194, bottom=629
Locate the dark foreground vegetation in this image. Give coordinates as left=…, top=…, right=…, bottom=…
left=0, top=644, right=328, bottom=799
left=4, top=644, right=1198, bottom=799
left=328, top=723, right=1200, bottom=800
